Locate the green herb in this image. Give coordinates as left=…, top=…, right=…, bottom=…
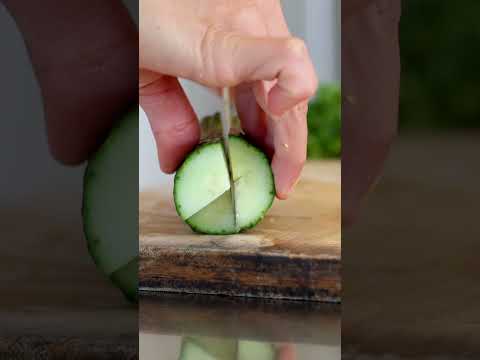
left=307, top=84, right=341, bottom=159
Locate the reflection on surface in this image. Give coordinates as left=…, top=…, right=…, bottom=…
left=140, top=334, right=340, bottom=360
left=139, top=293, right=340, bottom=360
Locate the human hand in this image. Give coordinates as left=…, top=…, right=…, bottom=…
left=139, top=0, right=318, bottom=199
left=2, top=0, right=137, bottom=165
left=276, top=343, right=297, bottom=360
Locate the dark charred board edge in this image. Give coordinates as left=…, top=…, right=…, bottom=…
left=139, top=248, right=341, bottom=303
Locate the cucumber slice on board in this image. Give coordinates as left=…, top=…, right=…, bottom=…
left=179, top=340, right=218, bottom=360
left=82, top=107, right=138, bottom=302
left=178, top=336, right=276, bottom=360
left=183, top=336, right=237, bottom=360
left=174, top=136, right=275, bottom=235
left=237, top=340, right=276, bottom=360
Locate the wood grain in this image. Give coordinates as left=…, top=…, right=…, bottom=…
left=343, top=134, right=480, bottom=357
left=140, top=161, right=341, bottom=302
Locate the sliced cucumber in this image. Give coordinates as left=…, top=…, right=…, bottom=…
left=178, top=336, right=276, bottom=360
left=174, top=136, right=275, bottom=234
left=179, top=339, right=218, bottom=360
left=110, top=257, right=138, bottom=302
left=237, top=340, right=276, bottom=360
left=82, top=107, right=138, bottom=302
left=187, top=190, right=236, bottom=234
left=184, top=336, right=237, bottom=360
left=174, top=142, right=231, bottom=220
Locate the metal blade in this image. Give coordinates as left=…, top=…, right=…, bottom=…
left=220, top=87, right=238, bottom=230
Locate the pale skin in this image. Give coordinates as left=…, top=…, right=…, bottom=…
left=139, top=0, right=318, bottom=200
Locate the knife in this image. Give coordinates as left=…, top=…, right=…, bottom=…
left=220, top=87, right=238, bottom=230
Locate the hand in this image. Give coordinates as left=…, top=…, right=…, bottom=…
left=139, top=0, right=318, bottom=199
left=2, top=0, right=137, bottom=164
left=276, top=343, right=297, bottom=360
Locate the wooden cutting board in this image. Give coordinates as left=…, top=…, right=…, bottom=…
left=0, top=206, right=137, bottom=359
left=139, top=161, right=341, bottom=302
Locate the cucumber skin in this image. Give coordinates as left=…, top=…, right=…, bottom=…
left=83, top=163, right=138, bottom=304
left=82, top=107, right=138, bottom=304
left=174, top=135, right=275, bottom=235
left=109, top=257, right=138, bottom=303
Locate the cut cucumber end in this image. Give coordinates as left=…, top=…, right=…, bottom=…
left=178, top=337, right=276, bottom=360
left=237, top=340, right=276, bottom=360
left=110, top=257, right=138, bottom=303
left=184, top=336, right=237, bottom=360
left=179, top=339, right=218, bottom=360
left=82, top=107, right=139, bottom=303
left=174, top=136, right=275, bottom=235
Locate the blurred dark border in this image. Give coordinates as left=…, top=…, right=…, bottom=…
left=343, top=1, right=480, bottom=358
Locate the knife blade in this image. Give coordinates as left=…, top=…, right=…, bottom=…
left=220, top=87, right=238, bottom=230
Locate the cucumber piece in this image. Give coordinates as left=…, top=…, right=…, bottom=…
left=82, top=107, right=138, bottom=302
left=109, top=257, right=138, bottom=302
left=179, top=339, right=218, bottom=360
left=237, top=340, right=276, bottom=360
left=174, top=142, right=231, bottom=220
left=187, top=190, right=236, bottom=234
left=184, top=336, right=237, bottom=360
left=174, top=136, right=275, bottom=234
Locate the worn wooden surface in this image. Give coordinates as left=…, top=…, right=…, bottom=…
left=0, top=206, right=138, bottom=358
left=343, top=134, right=480, bottom=358
left=140, top=161, right=341, bottom=302
left=140, top=293, right=340, bottom=345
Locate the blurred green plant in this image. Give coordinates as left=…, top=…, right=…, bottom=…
left=307, top=84, right=341, bottom=159
left=400, top=0, right=480, bottom=129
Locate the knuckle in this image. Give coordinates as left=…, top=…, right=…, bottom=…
left=284, top=37, right=308, bottom=60
left=199, top=25, right=236, bottom=86
left=295, top=78, right=318, bottom=100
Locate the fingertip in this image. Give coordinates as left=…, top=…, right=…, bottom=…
left=272, top=159, right=302, bottom=200
left=275, top=189, right=289, bottom=200
left=155, top=128, right=199, bottom=174
left=158, top=162, right=177, bottom=174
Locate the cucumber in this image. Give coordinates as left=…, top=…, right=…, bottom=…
left=237, top=340, right=276, bottom=360
left=178, top=337, right=276, bottom=360
left=174, top=136, right=275, bottom=234
left=183, top=336, right=237, bottom=360
left=82, top=107, right=138, bottom=302
left=109, top=257, right=138, bottom=302
left=179, top=339, right=218, bottom=360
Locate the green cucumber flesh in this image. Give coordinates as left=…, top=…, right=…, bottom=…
left=179, top=339, right=218, bottom=360
left=178, top=336, right=276, bottom=360
left=237, top=340, right=276, bottom=360
left=82, top=107, right=138, bottom=302
left=109, top=257, right=138, bottom=302
left=174, top=142, right=231, bottom=219
left=174, top=136, right=275, bottom=234
left=184, top=336, right=237, bottom=360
